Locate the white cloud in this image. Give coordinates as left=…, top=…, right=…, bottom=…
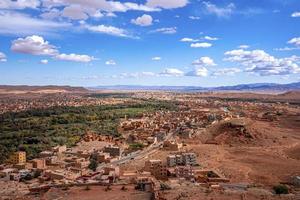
left=140, top=71, right=156, bottom=76
left=160, top=68, right=184, bottom=76
left=105, top=59, right=116, bottom=65
left=11, top=35, right=58, bottom=56
left=85, top=24, right=131, bottom=37
left=203, top=36, right=218, bottom=41
left=0, top=52, right=7, bottom=62
left=152, top=56, right=161, bottom=61
left=41, top=0, right=160, bottom=21
left=189, top=16, right=200, bottom=20
left=180, top=37, right=199, bottom=42
left=212, top=68, right=241, bottom=76
left=274, top=38, right=300, bottom=51
left=238, top=45, right=250, bottom=49
left=0, top=0, right=40, bottom=9
left=190, top=42, right=212, bottom=48
left=92, top=10, right=104, bottom=18
left=62, top=5, right=89, bottom=20
left=192, top=56, right=216, bottom=66
left=146, top=0, right=188, bottom=9
left=274, top=47, right=300, bottom=51
left=203, top=1, right=235, bottom=18
left=186, top=67, right=208, bottom=77
left=11, top=35, right=95, bottom=63
left=55, top=53, right=95, bottom=63
left=0, top=11, right=71, bottom=36
left=151, top=27, right=177, bottom=34
left=106, top=12, right=117, bottom=17
left=131, top=14, right=153, bottom=26
left=40, top=8, right=61, bottom=19
left=224, top=49, right=300, bottom=76
left=291, top=12, right=300, bottom=17
left=288, top=37, right=300, bottom=47
left=40, top=59, right=49, bottom=64
left=116, top=71, right=156, bottom=79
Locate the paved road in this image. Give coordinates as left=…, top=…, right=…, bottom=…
left=97, top=131, right=174, bottom=170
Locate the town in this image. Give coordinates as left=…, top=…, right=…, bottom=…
left=0, top=90, right=299, bottom=199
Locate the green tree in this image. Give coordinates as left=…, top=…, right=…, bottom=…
left=273, top=185, right=289, bottom=195
left=88, top=159, right=98, bottom=171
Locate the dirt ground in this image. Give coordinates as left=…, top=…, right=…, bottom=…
left=159, top=184, right=298, bottom=200
left=26, top=185, right=152, bottom=200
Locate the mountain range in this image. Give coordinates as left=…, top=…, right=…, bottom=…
left=90, top=82, right=300, bottom=92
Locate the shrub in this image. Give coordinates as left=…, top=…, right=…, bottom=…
left=273, top=184, right=288, bottom=195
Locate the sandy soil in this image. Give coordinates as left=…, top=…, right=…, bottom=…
left=40, top=185, right=152, bottom=200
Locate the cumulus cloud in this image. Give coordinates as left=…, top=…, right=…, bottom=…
left=40, top=8, right=61, bottom=19
left=238, top=45, right=250, bottom=49
left=0, top=52, right=7, bottom=62
left=152, top=56, right=161, bottom=61
left=288, top=37, right=300, bottom=47
left=116, top=71, right=156, bottom=79
left=131, top=14, right=153, bottom=26
left=203, top=1, right=235, bottom=18
left=192, top=57, right=216, bottom=67
left=190, top=42, right=212, bottom=48
left=224, top=49, right=300, bottom=76
left=146, top=0, right=188, bottom=9
left=11, top=35, right=58, bottom=56
left=274, top=47, right=300, bottom=51
left=40, top=59, right=48, bottom=64
left=62, top=5, right=89, bottom=20
left=11, top=35, right=95, bottom=63
left=186, top=67, right=208, bottom=77
left=211, top=68, right=241, bottom=76
left=105, top=59, right=116, bottom=65
left=0, top=11, right=71, bottom=36
left=0, top=0, right=40, bottom=9
left=85, top=24, right=131, bottom=37
left=55, top=53, right=95, bottom=63
left=291, top=12, right=300, bottom=17
left=203, top=36, right=218, bottom=41
left=151, top=27, right=177, bottom=34
left=180, top=37, right=199, bottom=42
left=160, top=68, right=184, bottom=76
left=189, top=16, right=200, bottom=20
left=274, top=38, right=300, bottom=51
left=41, top=0, right=160, bottom=21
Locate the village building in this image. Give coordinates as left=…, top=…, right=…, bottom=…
left=182, top=153, right=197, bottom=166
left=103, top=145, right=121, bottom=157
left=163, top=141, right=182, bottom=151
left=31, top=158, right=46, bottom=169
left=9, top=151, right=26, bottom=165
left=53, top=145, right=67, bottom=153
left=144, top=160, right=167, bottom=180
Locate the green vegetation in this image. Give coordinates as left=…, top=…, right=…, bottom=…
left=88, top=159, right=98, bottom=171
left=89, top=152, right=99, bottom=171
left=273, top=184, right=289, bottom=195
left=0, top=100, right=177, bottom=164
left=129, top=142, right=144, bottom=150
left=88, top=93, right=134, bottom=99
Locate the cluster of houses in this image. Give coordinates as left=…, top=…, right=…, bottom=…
left=141, top=151, right=228, bottom=186
left=0, top=143, right=123, bottom=185
left=0, top=93, right=131, bottom=114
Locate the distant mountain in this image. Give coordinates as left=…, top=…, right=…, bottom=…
left=212, top=82, right=300, bottom=91
left=90, top=82, right=300, bottom=92
left=89, top=85, right=205, bottom=91
left=0, top=85, right=88, bottom=93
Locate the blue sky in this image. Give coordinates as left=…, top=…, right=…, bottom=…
left=0, top=0, right=300, bottom=87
